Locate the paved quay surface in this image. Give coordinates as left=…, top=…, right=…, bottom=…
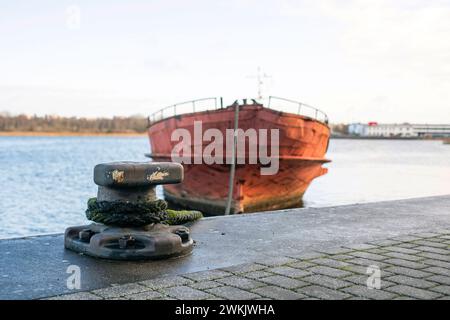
left=0, top=195, right=449, bottom=299
left=49, top=229, right=450, bottom=300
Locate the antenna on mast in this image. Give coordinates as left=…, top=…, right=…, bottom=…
left=247, top=67, right=271, bottom=100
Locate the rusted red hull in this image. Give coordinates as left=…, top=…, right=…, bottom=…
left=148, top=104, right=330, bottom=214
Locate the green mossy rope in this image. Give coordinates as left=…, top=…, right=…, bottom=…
left=166, top=209, right=203, bottom=225
left=85, top=198, right=203, bottom=227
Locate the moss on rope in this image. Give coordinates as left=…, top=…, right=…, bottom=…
left=85, top=198, right=203, bottom=227
left=166, top=209, right=203, bottom=225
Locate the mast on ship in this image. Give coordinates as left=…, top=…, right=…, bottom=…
left=247, top=67, right=271, bottom=100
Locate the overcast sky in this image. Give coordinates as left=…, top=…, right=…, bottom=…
left=1, top=0, right=449, bottom=123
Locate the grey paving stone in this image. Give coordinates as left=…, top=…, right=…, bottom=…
left=140, top=275, right=194, bottom=289
left=348, top=251, right=388, bottom=261
left=341, top=264, right=368, bottom=275
left=316, top=247, right=353, bottom=255
left=413, top=232, right=442, bottom=238
left=125, top=290, right=164, bottom=300
left=287, top=252, right=326, bottom=260
left=220, top=263, right=266, bottom=274
left=414, top=246, right=448, bottom=255
left=433, top=229, right=450, bottom=234
left=422, top=237, right=447, bottom=243
left=207, top=286, right=260, bottom=300
left=92, top=283, right=148, bottom=298
left=310, top=258, right=351, bottom=269
left=365, top=248, right=389, bottom=255
left=427, top=275, right=450, bottom=286
left=413, top=240, right=447, bottom=248
left=47, top=292, right=103, bottom=300
left=260, top=275, right=308, bottom=289
left=382, top=252, right=425, bottom=262
left=342, top=275, right=394, bottom=288
left=383, top=246, right=420, bottom=255
left=252, top=286, right=306, bottom=300
left=345, top=258, right=388, bottom=268
left=387, top=285, right=442, bottom=299
left=331, top=254, right=354, bottom=261
left=183, top=269, right=232, bottom=281
left=438, top=296, right=450, bottom=300
left=423, top=266, right=450, bottom=276
left=190, top=281, right=223, bottom=290
left=242, top=271, right=273, bottom=280
left=422, top=259, right=450, bottom=269
left=367, top=239, right=400, bottom=247
left=309, top=265, right=353, bottom=278
left=255, top=256, right=297, bottom=266
left=385, top=266, right=433, bottom=278
left=386, top=275, right=436, bottom=289
left=384, top=258, right=427, bottom=269
left=216, top=276, right=265, bottom=290
left=397, top=243, right=420, bottom=249
left=342, top=285, right=396, bottom=300
left=288, top=261, right=316, bottom=269
left=162, top=286, right=213, bottom=300
left=417, top=252, right=449, bottom=262
left=430, top=285, right=450, bottom=295
left=302, top=274, right=352, bottom=290
left=382, top=271, right=395, bottom=278
left=266, top=266, right=311, bottom=278
left=344, top=243, right=377, bottom=251
left=297, top=285, right=351, bottom=300
left=206, top=296, right=225, bottom=300
left=389, top=235, right=422, bottom=242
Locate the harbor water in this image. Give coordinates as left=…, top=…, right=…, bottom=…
left=0, top=137, right=449, bottom=239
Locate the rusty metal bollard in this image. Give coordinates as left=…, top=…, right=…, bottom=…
left=64, top=162, right=195, bottom=260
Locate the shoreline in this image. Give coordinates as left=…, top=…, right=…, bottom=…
left=1, top=132, right=447, bottom=141
left=0, top=131, right=147, bottom=137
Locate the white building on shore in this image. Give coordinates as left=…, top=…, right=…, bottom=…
left=348, top=123, right=450, bottom=138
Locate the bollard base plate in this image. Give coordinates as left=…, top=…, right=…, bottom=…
left=64, top=223, right=194, bottom=260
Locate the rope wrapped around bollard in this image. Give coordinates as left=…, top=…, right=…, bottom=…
left=86, top=198, right=203, bottom=227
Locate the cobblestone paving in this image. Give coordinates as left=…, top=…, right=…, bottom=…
left=48, top=229, right=450, bottom=300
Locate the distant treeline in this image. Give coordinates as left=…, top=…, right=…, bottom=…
left=329, top=123, right=349, bottom=135
left=0, top=113, right=350, bottom=135
left=0, top=114, right=148, bottom=133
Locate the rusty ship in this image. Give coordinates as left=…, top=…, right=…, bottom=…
left=147, top=97, right=330, bottom=215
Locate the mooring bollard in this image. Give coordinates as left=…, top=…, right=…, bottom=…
left=64, top=161, right=200, bottom=260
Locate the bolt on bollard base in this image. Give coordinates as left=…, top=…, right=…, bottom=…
left=64, top=223, right=193, bottom=260
left=64, top=162, right=195, bottom=260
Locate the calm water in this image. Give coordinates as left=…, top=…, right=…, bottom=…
left=0, top=137, right=449, bottom=239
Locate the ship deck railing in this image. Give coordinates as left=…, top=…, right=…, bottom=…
left=148, top=96, right=328, bottom=125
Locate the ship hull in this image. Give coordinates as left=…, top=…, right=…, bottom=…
left=148, top=103, right=330, bottom=215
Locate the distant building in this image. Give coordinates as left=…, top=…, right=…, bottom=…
left=348, top=123, right=450, bottom=138
left=348, top=123, right=368, bottom=136
left=412, top=124, right=450, bottom=137
left=366, top=123, right=415, bottom=137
